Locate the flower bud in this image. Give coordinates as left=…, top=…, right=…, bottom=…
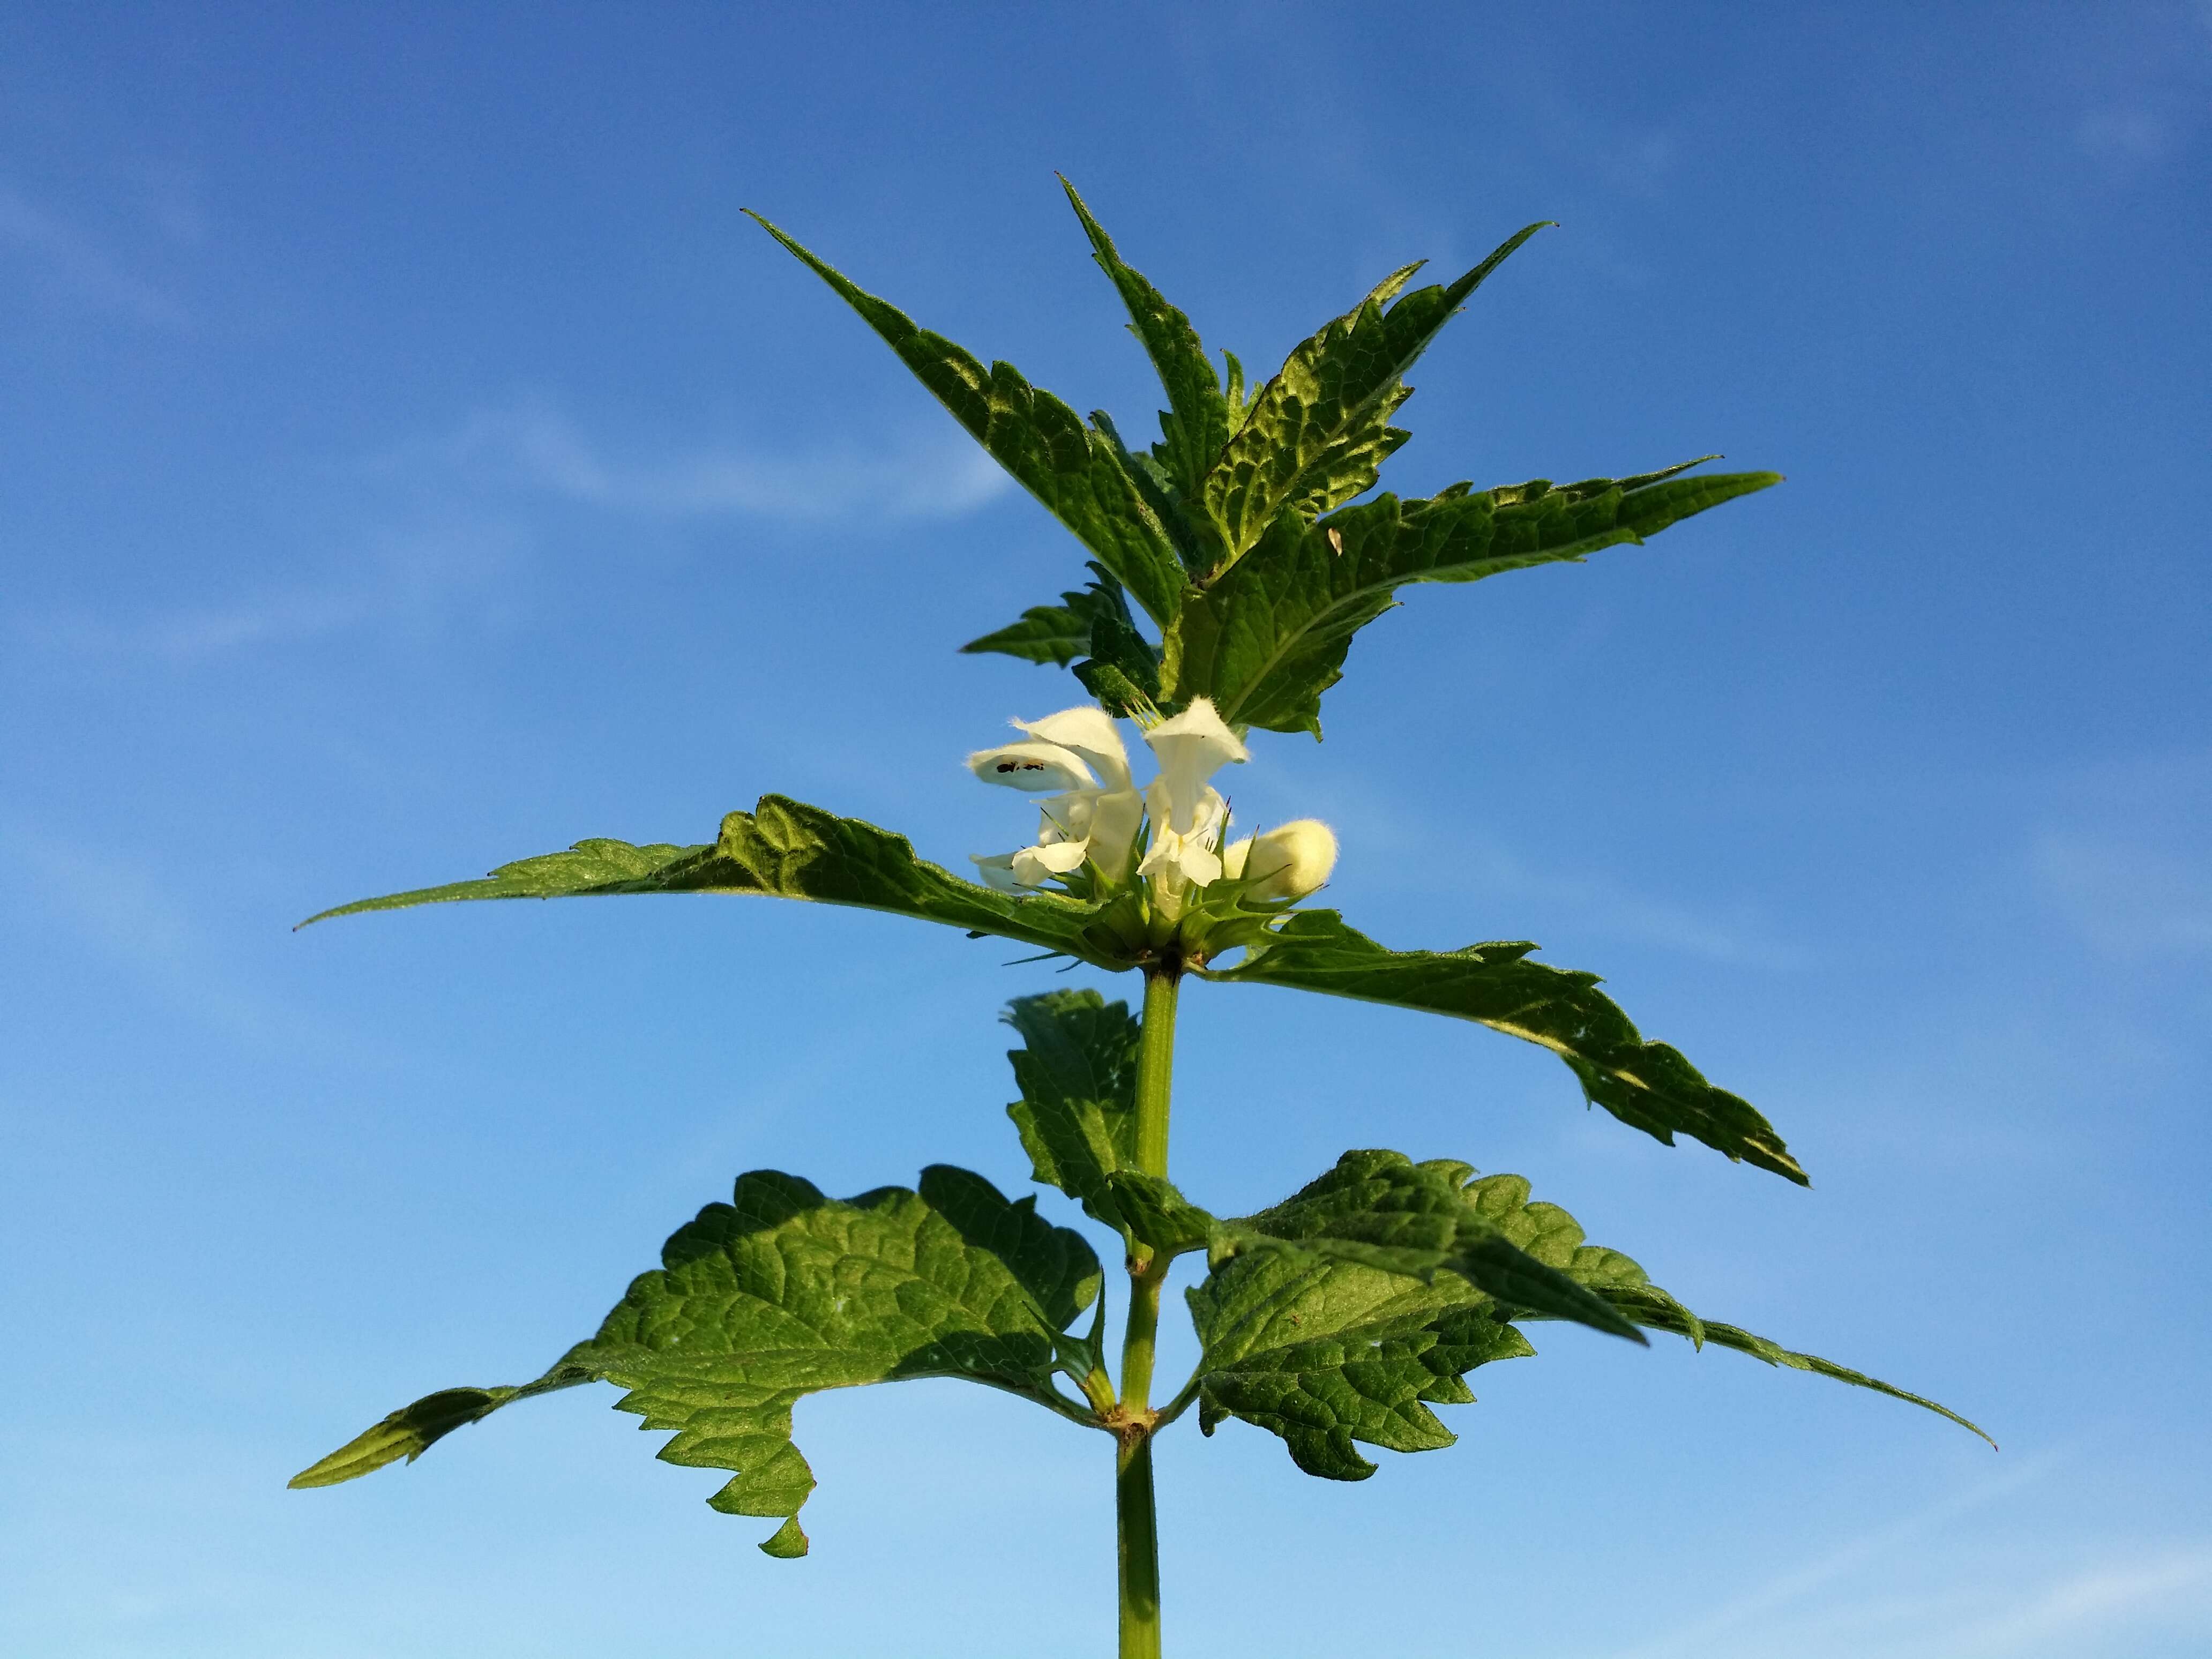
left=1227, top=819, right=1337, bottom=902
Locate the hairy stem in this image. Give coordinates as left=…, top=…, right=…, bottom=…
left=1132, top=965, right=1179, bottom=1176
left=1117, top=964, right=1180, bottom=1659
left=1116, top=1430, right=1162, bottom=1659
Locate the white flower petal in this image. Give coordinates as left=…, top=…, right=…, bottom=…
left=1177, top=842, right=1224, bottom=886
left=1138, top=781, right=1231, bottom=889
left=1085, top=788, right=1146, bottom=877
left=971, top=853, right=1028, bottom=893
left=1013, top=707, right=1133, bottom=791
left=1144, top=698, right=1247, bottom=834
left=1025, top=841, right=1091, bottom=876
left=968, top=739, right=1096, bottom=794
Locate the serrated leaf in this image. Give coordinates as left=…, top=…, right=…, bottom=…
left=745, top=210, right=1185, bottom=626
left=1224, top=1149, right=1641, bottom=1339
left=960, top=562, right=1137, bottom=667
left=960, top=606, right=1094, bottom=667
left=1459, top=1171, right=1994, bottom=1446
left=285, top=1376, right=594, bottom=1487
left=300, top=794, right=1149, bottom=972
left=1003, top=989, right=1141, bottom=1238
left=1059, top=178, right=1231, bottom=552
left=1072, top=608, right=1163, bottom=720
left=998, top=992, right=1216, bottom=1263
left=1197, top=223, right=1548, bottom=569
left=1602, top=1288, right=1991, bottom=1443
left=1104, top=1170, right=1219, bottom=1260
left=292, top=1166, right=1104, bottom=1553
left=1202, top=910, right=1806, bottom=1184
left=1454, top=1170, right=1701, bottom=1336
left=1071, top=659, right=1163, bottom=724
left=1187, top=1240, right=1532, bottom=1479
left=1165, top=465, right=1777, bottom=734
left=1189, top=1152, right=1985, bottom=1479
left=1091, top=407, right=1215, bottom=576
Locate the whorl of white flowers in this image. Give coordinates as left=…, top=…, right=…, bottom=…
left=967, top=699, right=1336, bottom=907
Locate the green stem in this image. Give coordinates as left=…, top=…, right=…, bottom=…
left=1116, top=964, right=1181, bottom=1659
left=1133, top=966, right=1179, bottom=1177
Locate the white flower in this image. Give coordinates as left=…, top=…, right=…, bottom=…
left=1222, top=818, right=1338, bottom=902
left=971, top=851, right=1026, bottom=893
left=968, top=707, right=1145, bottom=889
left=967, top=697, right=1291, bottom=908
left=1137, top=698, right=1248, bottom=890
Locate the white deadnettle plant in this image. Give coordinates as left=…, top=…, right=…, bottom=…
left=291, top=189, right=1987, bottom=1659
left=967, top=697, right=1335, bottom=907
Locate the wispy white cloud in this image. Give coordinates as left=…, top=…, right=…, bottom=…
left=2076, top=108, right=2174, bottom=161
left=1452, top=838, right=1812, bottom=968
left=1596, top=1446, right=2212, bottom=1659
left=6, top=517, right=525, bottom=665
left=388, top=400, right=1013, bottom=524
left=134, top=161, right=210, bottom=249
left=8, top=391, right=1008, bottom=668
left=2066, top=4, right=2211, bottom=173
left=1253, top=764, right=1809, bottom=968
left=6, top=826, right=347, bottom=1049
left=2030, top=832, right=2212, bottom=957
left=0, top=179, right=189, bottom=328
left=1947, top=1547, right=2212, bottom=1655
left=1602, top=1451, right=2068, bottom=1659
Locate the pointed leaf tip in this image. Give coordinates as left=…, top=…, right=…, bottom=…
left=759, top=1516, right=810, bottom=1558
left=1207, top=912, right=1806, bottom=1182
left=742, top=205, right=1187, bottom=622
left=288, top=1386, right=513, bottom=1488
left=290, top=1167, right=1105, bottom=1546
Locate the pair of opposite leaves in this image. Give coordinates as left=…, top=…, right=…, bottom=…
left=294, top=991, right=1987, bottom=1558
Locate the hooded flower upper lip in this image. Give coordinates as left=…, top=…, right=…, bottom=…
left=1135, top=699, right=1247, bottom=890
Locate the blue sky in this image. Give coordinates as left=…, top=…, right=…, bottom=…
left=3, top=4, right=2208, bottom=1655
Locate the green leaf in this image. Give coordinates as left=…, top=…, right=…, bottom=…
left=1089, top=407, right=1216, bottom=577
left=1197, top=223, right=1548, bottom=569
left=1105, top=1170, right=1219, bottom=1260
left=299, top=794, right=1150, bottom=972
left=1188, top=1153, right=1986, bottom=1479
left=961, top=607, right=1094, bottom=668
left=1202, top=910, right=1807, bottom=1184
left=1003, top=989, right=1141, bottom=1237
left=1459, top=1171, right=1995, bottom=1446
left=744, top=210, right=1186, bottom=627
left=1187, top=1236, right=1532, bottom=1479
left=999, top=991, right=1217, bottom=1263
left=292, top=1166, right=1105, bottom=1555
left=1454, top=1169, right=1702, bottom=1335
left=1058, top=178, right=1232, bottom=541
left=1165, top=465, right=1779, bottom=734
left=1223, top=1149, right=1642, bottom=1339
left=960, top=561, right=1135, bottom=667
left=1071, top=609, right=1163, bottom=721
left=285, top=1377, right=594, bottom=1487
